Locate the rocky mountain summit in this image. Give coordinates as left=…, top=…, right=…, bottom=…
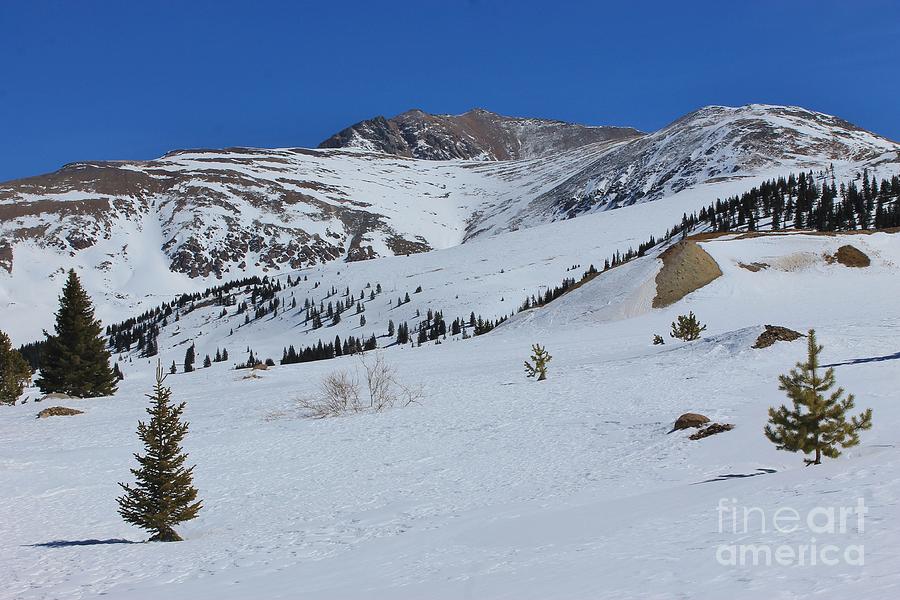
left=318, top=108, right=642, bottom=160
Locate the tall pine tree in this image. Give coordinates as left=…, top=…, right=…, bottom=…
left=765, top=330, right=873, bottom=465
left=117, top=363, right=202, bottom=541
left=36, top=270, right=117, bottom=397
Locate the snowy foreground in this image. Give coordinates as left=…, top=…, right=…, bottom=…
left=2, top=232, right=900, bottom=599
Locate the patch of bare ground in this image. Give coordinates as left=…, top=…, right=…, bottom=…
left=652, top=240, right=723, bottom=308
left=738, top=261, right=769, bottom=272
left=689, top=423, right=734, bottom=440
left=37, top=406, right=84, bottom=418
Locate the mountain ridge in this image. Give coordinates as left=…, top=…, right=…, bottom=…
left=2, top=104, right=899, bottom=343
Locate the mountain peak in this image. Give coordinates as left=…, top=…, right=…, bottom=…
left=318, top=108, right=642, bottom=161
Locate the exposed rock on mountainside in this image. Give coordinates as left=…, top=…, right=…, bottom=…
left=318, top=108, right=642, bottom=161
left=652, top=241, right=722, bottom=308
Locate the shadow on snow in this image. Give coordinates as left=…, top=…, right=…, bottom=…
left=25, top=538, right=138, bottom=548
left=824, top=351, right=900, bottom=368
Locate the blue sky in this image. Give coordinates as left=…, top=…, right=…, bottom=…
left=1, top=0, right=898, bottom=182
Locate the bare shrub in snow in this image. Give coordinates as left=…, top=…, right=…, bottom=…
left=360, top=352, right=422, bottom=410
left=298, top=353, right=421, bottom=418
left=298, top=370, right=361, bottom=418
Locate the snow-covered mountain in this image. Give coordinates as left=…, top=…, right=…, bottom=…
left=1, top=104, right=898, bottom=344
left=478, top=104, right=900, bottom=233
left=318, top=107, right=643, bottom=160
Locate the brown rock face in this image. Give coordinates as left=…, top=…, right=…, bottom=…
left=669, top=412, right=710, bottom=432
left=653, top=241, right=723, bottom=308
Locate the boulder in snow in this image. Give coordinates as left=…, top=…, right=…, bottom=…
left=669, top=412, right=710, bottom=432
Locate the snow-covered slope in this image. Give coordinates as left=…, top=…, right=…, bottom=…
left=1, top=104, right=898, bottom=345
left=2, top=230, right=899, bottom=599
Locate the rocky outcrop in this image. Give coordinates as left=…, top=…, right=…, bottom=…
left=652, top=241, right=722, bottom=308
left=753, top=325, right=803, bottom=349
left=318, top=108, right=641, bottom=160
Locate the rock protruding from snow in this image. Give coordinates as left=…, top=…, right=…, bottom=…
left=652, top=241, right=722, bottom=308
left=753, top=325, right=803, bottom=349
left=36, top=406, right=84, bottom=418
left=669, top=413, right=711, bottom=432
left=689, top=422, right=734, bottom=440
left=830, top=244, right=871, bottom=268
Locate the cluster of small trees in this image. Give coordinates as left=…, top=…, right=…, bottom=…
left=280, top=334, right=378, bottom=365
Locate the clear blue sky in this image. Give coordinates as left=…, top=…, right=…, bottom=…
left=1, top=0, right=898, bottom=182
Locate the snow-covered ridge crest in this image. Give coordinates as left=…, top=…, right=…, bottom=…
left=483, top=103, right=900, bottom=233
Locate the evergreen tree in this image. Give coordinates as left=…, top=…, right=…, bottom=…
left=36, top=270, right=118, bottom=397
left=670, top=312, right=707, bottom=341
left=524, top=344, right=552, bottom=381
left=0, top=330, right=32, bottom=405
left=117, top=363, right=202, bottom=541
left=203, top=355, right=212, bottom=368
left=184, top=344, right=195, bottom=373
left=765, top=330, right=873, bottom=465
left=113, top=362, right=125, bottom=381
left=170, top=361, right=177, bottom=375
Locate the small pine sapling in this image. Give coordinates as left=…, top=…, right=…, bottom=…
left=765, top=330, right=872, bottom=465
left=524, top=344, right=552, bottom=381
left=670, top=311, right=707, bottom=341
